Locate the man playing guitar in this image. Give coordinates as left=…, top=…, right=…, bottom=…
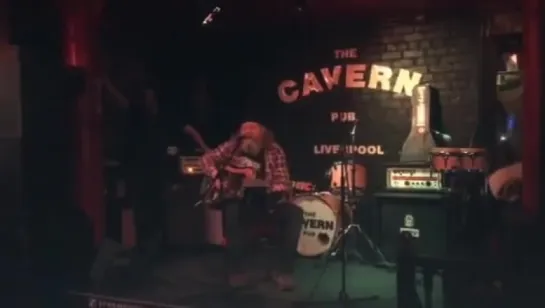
left=201, top=121, right=303, bottom=291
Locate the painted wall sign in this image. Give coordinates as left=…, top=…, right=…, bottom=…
left=310, top=109, right=385, bottom=156
left=256, top=47, right=427, bottom=190
left=277, top=48, right=423, bottom=103
left=313, top=144, right=385, bottom=155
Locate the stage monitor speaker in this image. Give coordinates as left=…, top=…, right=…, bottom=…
left=375, top=190, right=465, bottom=262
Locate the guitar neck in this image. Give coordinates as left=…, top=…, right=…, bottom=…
left=184, top=125, right=211, bottom=152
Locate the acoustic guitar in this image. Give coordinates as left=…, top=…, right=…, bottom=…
left=183, top=125, right=314, bottom=205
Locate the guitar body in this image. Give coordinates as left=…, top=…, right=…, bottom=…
left=202, top=165, right=256, bottom=207
left=183, top=124, right=315, bottom=207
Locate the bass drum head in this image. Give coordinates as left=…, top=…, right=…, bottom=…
left=315, top=191, right=341, bottom=214
left=294, top=195, right=338, bottom=257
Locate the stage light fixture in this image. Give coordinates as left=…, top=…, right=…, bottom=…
left=202, top=6, right=221, bottom=25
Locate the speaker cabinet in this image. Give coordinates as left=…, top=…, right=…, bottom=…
left=165, top=176, right=206, bottom=246
left=375, top=190, right=465, bottom=261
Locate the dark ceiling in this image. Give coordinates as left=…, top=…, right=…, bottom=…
left=208, top=0, right=522, bottom=28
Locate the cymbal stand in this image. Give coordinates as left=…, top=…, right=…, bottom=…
left=320, top=124, right=392, bottom=269
left=305, top=121, right=380, bottom=307
left=320, top=164, right=366, bottom=263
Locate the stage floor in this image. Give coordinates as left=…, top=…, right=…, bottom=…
left=72, top=248, right=445, bottom=308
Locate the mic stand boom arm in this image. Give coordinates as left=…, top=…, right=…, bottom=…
left=350, top=120, right=358, bottom=200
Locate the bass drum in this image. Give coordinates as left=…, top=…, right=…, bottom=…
left=295, top=192, right=341, bottom=257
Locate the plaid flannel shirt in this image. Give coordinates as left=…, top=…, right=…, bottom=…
left=201, top=138, right=291, bottom=198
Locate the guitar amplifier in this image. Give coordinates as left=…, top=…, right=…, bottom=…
left=165, top=176, right=206, bottom=246
left=375, top=190, right=468, bottom=261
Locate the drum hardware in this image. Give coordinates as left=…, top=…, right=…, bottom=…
left=319, top=203, right=391, bottom=270
left=307, top=119, right=381, bottom=306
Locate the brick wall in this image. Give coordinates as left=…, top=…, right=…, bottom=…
left=358, top=16, right=482, bottom=147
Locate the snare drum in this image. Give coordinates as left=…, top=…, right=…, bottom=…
left=328, top=162, right=367, bottom=193
left=295, top=192, right=341, bottom=257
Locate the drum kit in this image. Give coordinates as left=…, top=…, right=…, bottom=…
left=294, top=160, right=389, bottom=268
left=295, top=147, right=488, bottom=259
left=295, top=122, right=386, bottom=306
left=294, top=163, right=365, bottom=258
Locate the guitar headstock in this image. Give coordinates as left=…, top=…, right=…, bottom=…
left=183, top=125, right=211, bottom=152
left=183, top=125, right=197, bottom=137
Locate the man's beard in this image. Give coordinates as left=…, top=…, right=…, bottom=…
left=240, top=139, right=262, bottom=156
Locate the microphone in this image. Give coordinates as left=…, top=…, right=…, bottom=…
left=350, top=119, right=359, bottom=136
left=431, top=130, right=452, bottom=142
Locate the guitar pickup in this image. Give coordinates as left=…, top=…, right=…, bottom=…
left=180, top=156, right=203, bottom=175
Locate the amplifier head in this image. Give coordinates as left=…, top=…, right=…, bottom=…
left=386, top=167, right=442, bottom=190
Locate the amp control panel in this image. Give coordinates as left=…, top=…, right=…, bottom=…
left=386, top=167, right=442, bottom=190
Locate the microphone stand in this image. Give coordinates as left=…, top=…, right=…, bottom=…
left=324, top=121, right=381, bottom=306
left=337, top=121, right=379, bottom=305
left=339, top=127, right=348, bottom=303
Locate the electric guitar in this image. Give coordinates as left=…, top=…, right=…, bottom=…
left=183, top=125, right=314, bottom=205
